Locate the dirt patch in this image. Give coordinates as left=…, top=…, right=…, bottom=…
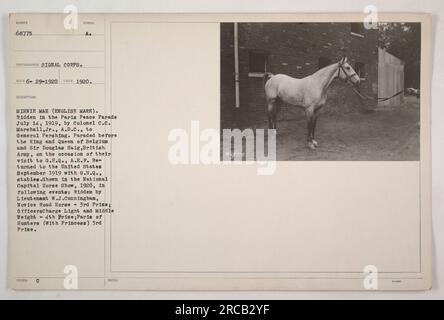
left=275, top=96, right=420, bottom=161
left=222, top=96, right=420, bottom=161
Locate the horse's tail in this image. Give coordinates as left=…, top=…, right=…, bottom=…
left=263, top=72, right=274, bottom=88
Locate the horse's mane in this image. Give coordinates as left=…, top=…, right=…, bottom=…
left=311, top=63, right=338, bottom=78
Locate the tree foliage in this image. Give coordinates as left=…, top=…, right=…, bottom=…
left=379, top=23, right=421, bottom=88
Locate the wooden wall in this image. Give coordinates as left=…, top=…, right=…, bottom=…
left=378, top=48, right=405, bottom=107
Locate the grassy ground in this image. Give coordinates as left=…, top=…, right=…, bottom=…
left=222, top=96, right=420, bottom=161
left=278, top=96, right=420, bottom=161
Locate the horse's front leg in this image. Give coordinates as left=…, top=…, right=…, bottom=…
left=311, top=106, right=324, bottom=148
left=305, top=107, right=316, bottom=150
left=311, top=112, right=319, bottom=148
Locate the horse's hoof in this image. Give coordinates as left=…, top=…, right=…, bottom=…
left=312, top=140, right=318, bottom=147
left=307, top=142, right=316, bottom=150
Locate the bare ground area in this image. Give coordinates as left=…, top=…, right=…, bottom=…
left=276, top=96, right=420, bottom=161
left=224, top=96, right=420, bottom=161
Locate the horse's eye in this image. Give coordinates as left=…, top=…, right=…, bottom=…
left=346, top=67, right=351, bottom=70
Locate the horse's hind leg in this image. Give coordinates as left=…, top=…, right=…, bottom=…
left=267, top=98, right=279, bottom=130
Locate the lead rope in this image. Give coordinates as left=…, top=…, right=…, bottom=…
left=350, top=85, right=404, bottom=102
left=338, top=62, right=404, bottom=102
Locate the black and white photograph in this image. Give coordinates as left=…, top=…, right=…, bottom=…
left=1, top=1, right=441, bottom=301
left=220, top=22, right=421, bottom=161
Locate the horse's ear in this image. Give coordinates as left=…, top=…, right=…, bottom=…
left=343, top=57, right=348, bottom=63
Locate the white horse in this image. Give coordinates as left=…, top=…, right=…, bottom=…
left=264, top=57, right=360, bottom=149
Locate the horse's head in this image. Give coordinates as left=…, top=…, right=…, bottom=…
left=337, top=57, right=360, bottom=86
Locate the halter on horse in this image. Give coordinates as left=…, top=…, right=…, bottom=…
left=264, top=57, right=360, bottom=150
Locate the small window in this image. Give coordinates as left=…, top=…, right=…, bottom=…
left=350, top=23, right=365, bottom=37
left=249, top=51, right=268, bottom=73
left=318, top=57, right=331, bottom=69
left=355, top=62, right=366, bottom=80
